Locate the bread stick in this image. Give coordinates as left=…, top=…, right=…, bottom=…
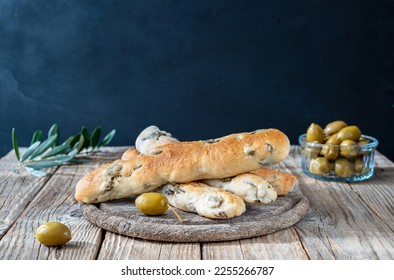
left=124, top=147, right=278, bottom=204
left=251, top=168, right=297, bottom=196
left=75, top=128, right=290, bottom=203
left=120, top=147, right=246, bottom=219
left=202, top=173, right=277, bottom=204
left=130, top=126, right=296, bottom=196
left=158, top=182, right=246, bottom=219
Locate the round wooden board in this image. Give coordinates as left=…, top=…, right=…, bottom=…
left=81, top=193, right=309, bottom=242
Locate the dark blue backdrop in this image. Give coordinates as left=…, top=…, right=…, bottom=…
left=1, top=0, right=393, bottom=160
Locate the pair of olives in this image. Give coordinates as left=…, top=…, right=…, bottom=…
left=304, top=120, right=370, bottom=178
left=34, top=193, right=179, bottom=248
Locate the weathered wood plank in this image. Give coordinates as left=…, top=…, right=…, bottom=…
left=349, top=168, right=394, bottom=231
left=375, top=151, right=394, bottom=169
left=98, top=234, right=161, bottom=260
left=0, top=164, right=97, bottom=259
left=97, top=233, right=201, bottom=260
left=204, top=230, right=307, bottom=260
left=0, top=147, right=125, bottom=260
left=0, top=146, right=129, bottom=242
left=0, top=151, right=54, bottom=240
left=0, top=149, right=19, bottom=162
left=158, top=242, right=200, bottom=260
left=1, top=145, right=393, bottom=260
left=240, top=227, right=309, bottom=260
left=202, top=240, right=244, bottom=259
left=289, top=159, right=394, bottom=259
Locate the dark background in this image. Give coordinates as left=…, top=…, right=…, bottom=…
left=1, top=0, right=393, bottom=160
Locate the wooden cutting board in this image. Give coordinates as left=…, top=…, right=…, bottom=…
left=80, top=193, right=309, bottom=242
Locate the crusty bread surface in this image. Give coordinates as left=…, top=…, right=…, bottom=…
left=75, top=128, right=290, bottom=203
left=251, top=168, right=296, bottom=196
left=127, top=126, right=296, bottom=197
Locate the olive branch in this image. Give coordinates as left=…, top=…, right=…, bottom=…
left=12, top=124, right=116, bottom=177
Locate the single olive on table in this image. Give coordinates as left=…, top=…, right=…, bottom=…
left=35, top=222, right=72, bottom=247
left=299, top=120, right=378, bottom=182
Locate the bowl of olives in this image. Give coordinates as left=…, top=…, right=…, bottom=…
left=299, top=121, right=379, bottom=182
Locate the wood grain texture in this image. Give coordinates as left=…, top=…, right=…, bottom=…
left=97, top=233, right=201, bottom=260
left=201, top=228, right=310, bottom=260
left=0, top=146, right=393, bottom=260
left=349, top=169, right=394, bottom=231
left=375, top=151, right=394, bottom=169
left=202, top=240, right=244, bottom=259
left=289, top=146, right=394, bottom=260
left=0, top=147, right=125, bottom=260
left=240, top=227, right=309, bottom=260
left=0, top=149, right=55, bottom=240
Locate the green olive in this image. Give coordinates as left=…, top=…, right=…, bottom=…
left=35, top=222, right=72, bottom=247
left=354, top=157, right=365, bottom=174
left=340, top=140, right=359, bottom=158
left=357, top=138, right=370, bottom=155
left=321, top=144, right=339, bottom=160
left=135, top=193, right=169, bottom=215
left=309, top=157, right=330, bottom=175
left=326, top=133, right=341, bottom=145
left=324, top=120, right=347, bottom=136
left=335, top=158, right=355, bottom=178
left=337, top=126, right=362, bottom=142
left=304, top=147, right=320, bottom=159
left=358, top=138, right=369, bottom=146
left=303, top=141, right=321, bottom=159
left=306, top=123, right=324, bottom=143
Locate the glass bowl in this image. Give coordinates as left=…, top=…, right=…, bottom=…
left=298, top=134, right=379, bottom=182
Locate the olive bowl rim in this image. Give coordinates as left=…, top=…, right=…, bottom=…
left=298, top=134, right=379, bottom=150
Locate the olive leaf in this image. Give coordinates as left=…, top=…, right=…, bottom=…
left=69, top=133, right=85, bottom=153
left=72, top=126, right=115, bottom=152
left=31, top=130, right=42, bottom=145
left=81, top=126, right=90, bottom=150
left=20, top=141, right=41, bottom=162
left=24, top=167, right=46, bottom=177
left=28, top=135, right=58, bottom=159
left=12, top=128, right=20, bottom=161
left=42, top=144, right=71, bottom=158
left=89, top=127, right=116, bottom=152
left=90, top=126, right=101, bottom=149
left=12, top=130, right=81, bottom=177
left=76, top=134, right=85, bottom=153
left=12, top=124, right=116, bottom=177
left=69, top=133, right=81, bottom=147
left=25, top=158, right=66, bottom=169
left=99, top=129, right=116, bottom=147
left=62, top=136, right=75, bottom=147
left=48, top=124, right=60, bottom=147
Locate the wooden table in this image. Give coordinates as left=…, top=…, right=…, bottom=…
left=0, top=146, right=393, bottom=260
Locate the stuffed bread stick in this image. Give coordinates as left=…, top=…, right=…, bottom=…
left=127, top=126, right=296, bottom=200
left=75, top=127, right=290, bottom=203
